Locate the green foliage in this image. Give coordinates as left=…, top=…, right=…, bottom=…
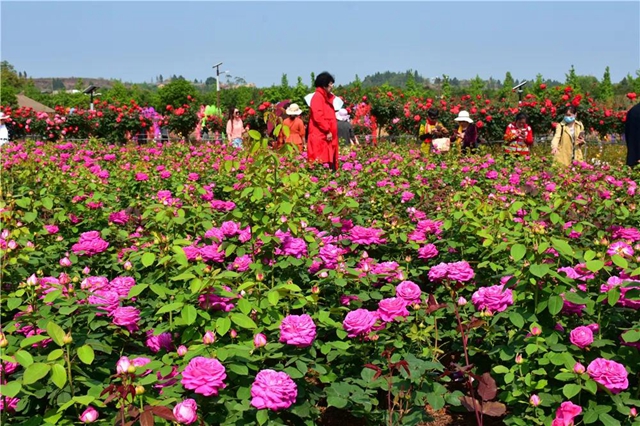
left=157, top=78, right=198, bottom=110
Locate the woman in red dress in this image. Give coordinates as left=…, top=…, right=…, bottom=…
left=307, top=72, right=338, bottom=170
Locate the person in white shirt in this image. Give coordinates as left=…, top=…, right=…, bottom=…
left=0, top=112, right=10, bottom=146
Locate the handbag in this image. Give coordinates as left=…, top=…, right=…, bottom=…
left=432, top=137, right=451, bottom=152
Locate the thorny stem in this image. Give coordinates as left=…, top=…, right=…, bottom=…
left=453, top=294, right=483, bottom=426
left=65, top=345, right=79, bottom=417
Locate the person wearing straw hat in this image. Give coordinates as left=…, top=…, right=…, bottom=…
left=278, top=103, right=306, bottom=152
left=0, top=112, right=11, bottom=146
left=450, top=110, right=478, bottom=154
left=336, top=108, right=358, bottom=149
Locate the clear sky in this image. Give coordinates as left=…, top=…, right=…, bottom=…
left=1, top=1, right=639, bottom=87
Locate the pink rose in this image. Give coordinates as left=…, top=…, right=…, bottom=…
left=181, top=356, right=227, bottom=396
left=44, top=224, right=59, bottom=234
left=446, top=261, right=475, bottom=282
left=552, top=401, right=582, bottom=426
left=348, top=226, right=386, bottom=245
left=279, top=314, right=316, bottom=347
left=378, top=297, right=410, bottom=322
left=587, top=358, right=629, bottom=394
left=253, top=333, right=267, bottom=348
left=471, top=284, right=514, bottom=313
left=395, top=281, right=422, bottom=304
left=71, top=231, right=109, bottom=257
left=79, top=406, right=99, bottom=423
left=251, top=370, right=297, bottom=411
left=220, top=221, right=240, bottom=237
left=173, top=399, right=198, bottom=424
left=569, top=326, right=593, bottom=349
left=418, top=244, right=439, bottom=260
left=343, top=309, right=378, bottom=338
left=146, top=330, right=173, bottom=353
left=110, top=306, right=140, bottom=333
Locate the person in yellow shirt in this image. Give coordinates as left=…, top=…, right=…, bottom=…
left=419, top=109, right=449, bottom=154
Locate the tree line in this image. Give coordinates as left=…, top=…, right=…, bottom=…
left=2, top=61, right=639, bottom=114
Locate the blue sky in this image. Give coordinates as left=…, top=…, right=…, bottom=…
left=1, top=1, right=639, bottom=87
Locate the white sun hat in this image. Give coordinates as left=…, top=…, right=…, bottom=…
left=454, top=110, right=474, bottom=123
left=285, top=103, right=303, bottom=116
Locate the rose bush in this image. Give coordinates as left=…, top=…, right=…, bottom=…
left=0, top=132, right=639, bottom=426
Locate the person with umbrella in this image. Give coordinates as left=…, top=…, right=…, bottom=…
left=307, top=72, right=339, bottom=170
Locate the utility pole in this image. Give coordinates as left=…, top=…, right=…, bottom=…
left=212, top=62, right=229, bottom=111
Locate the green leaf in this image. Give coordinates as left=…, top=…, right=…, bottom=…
left=427, top=393, right=445, bottom=411
left=46, top=321, right=66, bottom=347
left=127, top=284, right=148, bottom=299
left=327, top=396, right=349, bottom=409
left=15, top=350, right=34, bottom=367
left=599, top=413, right=621, bottom=426
left=230, top=313, right=257, bottom=329
left=611, top=254, right=628, bottom=269
left=563, top=291, right=588, bottom=305
left=24, top=211, right=38, bottom=223
left=50, top=364, right=67, bottom=389
left=583, top=410, right=599, bottom=424
left=216, top=317, right=231, bottom=336
left=510, top=244, right=526, bottom=262
left=44, top=290, right=63, bottom=304
left=181, top=305, right=198, bottom=325
left=492, top=365, right=510, bottom=374
left=548, top=295, right=564, bottom=315
left=508, top=312, right=525, bottom=329
left=2, top=381, right=21, bottom=397
left=141, top=252, right=156, bottom=267
left=20, top=335, right=49, bottom=348
left=267, top=290, right=280, bottom=306
left=237, top=298, right=252, bottom=315
left=529, top=264, right=549, bottom=278
left=562, top=383, right=581, bottom=399
left=584, top=379, right=598, bottom=395
left=248, top=130, right=261, bottom=141
left=77, top=345, right=95, bottom=365
left=47, top=349, right=64, bottom=362
left=608, top=287, right=621, bottom=307
left=551, top=238, right=574, bottom=258
left=72, top=396, right=95, bottom=406
left=7, top=298, right=22, bottom=310
left=156, top=302, right=184, bottom=315
left=622, top=330, right=640, bottom=343
left=585, top=259, right=604, bottom=272
left=41, top=197, right=54, bottom=210
left=228, top=364, right=249, bottom=376
left=256, top=410, right=269, bottom=425
left=23, top=363, right=51, bottom=385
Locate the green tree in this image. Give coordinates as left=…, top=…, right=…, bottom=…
left=565, top=65, right=581, bottom=92
left=441, top=74, right=451, bottom=99
left=310, top=72, right=315, bottom=88
left=52, top=79, right=65, bottom=91
left=1, top=61, right=21, bottom=106
left=468, top=75, right=485, bottom=97
left=499, top=71, right=515, bottom=100
left=599, top=66, right=614, bottom=102
left=75, top=78, right=85, bottom=91
left=157, top=78, right=198, bottom=109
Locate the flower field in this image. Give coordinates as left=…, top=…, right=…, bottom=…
left=1, top=136, right=640, bottom=426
